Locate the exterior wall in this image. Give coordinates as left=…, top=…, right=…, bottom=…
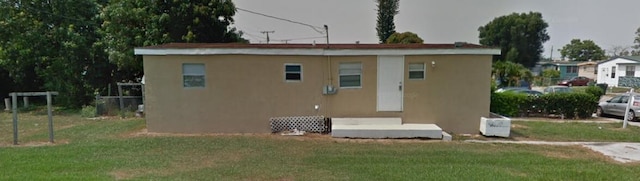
left=143, top=54, right=493, bottom=134
left=143, top=55, right=327, bottom=133
left=558, top=65, right=578, bottom=79
left=578, top=64, right=597, bottom=80
left=597, top=58, right=637, bottom=86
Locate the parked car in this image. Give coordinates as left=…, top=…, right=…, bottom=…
left=596, top=93, right=640, bottom=121
left=558, top=76, right=591, bottom=86
left=543, top=85, right=572, bottom=94
left=495, top=87, right=528, bottom=93
left=509, top=89, right=543, bottom=97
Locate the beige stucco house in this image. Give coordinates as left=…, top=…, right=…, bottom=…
left=577, top=61, right=598, bottom=80
left=134, top=43, right=500, bottom=134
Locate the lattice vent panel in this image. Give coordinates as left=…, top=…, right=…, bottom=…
left=269, top=116, right=329, bottom=133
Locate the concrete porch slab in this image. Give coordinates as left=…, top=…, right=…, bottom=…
left=332, top=117, right=402, bottom=125
left=331, top=124, right=442, bottom=139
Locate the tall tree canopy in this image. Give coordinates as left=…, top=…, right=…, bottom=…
left=375, top=0, right=399, bottom=43
left=478, top=12, right=550, bottom=68
left=559, top=39, right=605, bottom=61
left=0, top=0, right=248, bottom=108
left=100, top=0, right=248, bottom=80
left=0, top=0, right=110, bottom=107
left=632, top=27, right=640, bottom=56
left=385, top=31, right=423, bottom=44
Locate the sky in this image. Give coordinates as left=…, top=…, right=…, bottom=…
left=232, top=0, right=640, bottom=59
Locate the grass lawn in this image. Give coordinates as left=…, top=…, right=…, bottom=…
left=2, top=111, right=640, bottom=180
left=511, top=120, right=640, bottom=142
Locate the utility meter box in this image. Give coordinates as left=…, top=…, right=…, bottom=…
left=322, top=85, right=337, bottom=95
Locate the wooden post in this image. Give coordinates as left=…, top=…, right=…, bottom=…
left=118, top=84, right=125, bottom=118
left=12, top=93, right=18, bottom=145
left=23, top=96, right=28, bottom=108
left=47, top=92, right=54, bottom=143
left=4, top=98, right=9, bottom=111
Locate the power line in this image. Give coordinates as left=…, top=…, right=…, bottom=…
left=272, top=36, right=326, bottom=42
left=236, top=7, right=325, bottom=34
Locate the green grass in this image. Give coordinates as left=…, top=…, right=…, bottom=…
left=2, top=111, right=640, bottom=180
left=511, top=121, right=640, bottom=142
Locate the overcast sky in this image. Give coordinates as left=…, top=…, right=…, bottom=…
left=232, top=0, right=640, bottom=59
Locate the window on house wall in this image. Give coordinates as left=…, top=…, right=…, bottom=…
left=339, top=62, right=362, bottom=88
left=284, top=64, right=302, bottom=82
left=183, top=63, right=205, bottom=88
left=566, top=66, right=578, bottom=73
left=612, top=66, right=616, bottom=78
left=408, top=63, right=425, bottom=80
left=594, top=66, right=597, bottom=74
left=626, top=66, right=636, bottom=77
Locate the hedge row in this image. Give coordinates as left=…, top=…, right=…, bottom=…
left=490, top=91, right=599, bottom=119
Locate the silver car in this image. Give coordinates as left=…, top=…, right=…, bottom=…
left=596, top=93, right=640, bottom=121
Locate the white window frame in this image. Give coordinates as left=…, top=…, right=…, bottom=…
left=284, top=63, right=303, bottom=82
left=612, top=66, right=616, bottom=78
left=339, top=62, right=362, bottom=88
left=626, top=65, right=635, bottom=77
left=182, top=63, right=205, bottom=88
left=408, top=63, right=425, bottom=80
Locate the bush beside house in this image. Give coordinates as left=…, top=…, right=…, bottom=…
left=491, top=91, right=598, bottom=119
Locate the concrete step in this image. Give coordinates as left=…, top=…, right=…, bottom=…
left=332, top=117, right=402, bottom=125
left=331, top=124, right=442, bottom=139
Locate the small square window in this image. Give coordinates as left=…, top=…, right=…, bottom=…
left=285, top=64, right=302, bottom=82
left=408, top=63, right=425, bottom=80
left=183, top=63, right=205, bottom=88
left=339, top=63, right=362, bottom=88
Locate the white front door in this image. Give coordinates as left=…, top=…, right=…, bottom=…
left=377, top=56, right=404, bottom=111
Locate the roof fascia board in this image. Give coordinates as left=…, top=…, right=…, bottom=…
left=134, top=48, right=501, bottom=56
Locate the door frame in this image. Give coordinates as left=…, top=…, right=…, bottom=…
left=376, top=55, right=404, bottom=112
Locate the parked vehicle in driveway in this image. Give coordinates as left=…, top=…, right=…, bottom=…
left=543, top=85, right=572, bottom=94
left=508, top=89, right=543, bottom=96
left=558, top=76, right=591, bottom=86
left=596, top=93, right=640, bottom=121
left=495, top=87, right=528, bottom=93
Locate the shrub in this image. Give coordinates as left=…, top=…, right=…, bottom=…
left=538, top=92, right=597, bottom=119
left=491, top=92, right=598, bottom=119
left=81, top=105, right=96, bottom=118
left=490, top=92, right=530, bottom=117
left=585, top=85, right=605, bottom=99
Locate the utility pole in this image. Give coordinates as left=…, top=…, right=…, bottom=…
left=550, top=45, right=553, bottom=61
left=260, top=31, right=275, bottom=44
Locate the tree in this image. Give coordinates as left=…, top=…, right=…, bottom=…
left=375, top=0, right=399, bottom=43
left=541, top=69, right=560, bottom=79
left=632, top=27, right=640, bottom=56
left=100, top=0, right=248, bottom=81
left=0, top=0, right=108, bottom=107
left=385, top=31, right=424, bottom=44
left=478, top=12, right=550, bottom=68
left=559, top=39, right=605, bottom=61
left=492, top=61, right=532, bottom=87
left=609, top=45, right=631, bottom=57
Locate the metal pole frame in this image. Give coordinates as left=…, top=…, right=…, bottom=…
left=12, top=93, right=18, bottom=145
left=9, top=92, right=58, bottom=145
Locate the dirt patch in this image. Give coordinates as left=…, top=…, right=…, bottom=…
left=0, top=140, right=69, bottom=147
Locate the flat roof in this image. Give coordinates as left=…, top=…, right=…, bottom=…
left=135, top=43, right=501, bottom=56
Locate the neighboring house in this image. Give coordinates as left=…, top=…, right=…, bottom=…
left=134, top=43, right=500, bottom=134
left=577, top=61, right=599, bottom=81
left=597, top=56, right=640, bottom=87
left=538, top=61, right=580, bottom=79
